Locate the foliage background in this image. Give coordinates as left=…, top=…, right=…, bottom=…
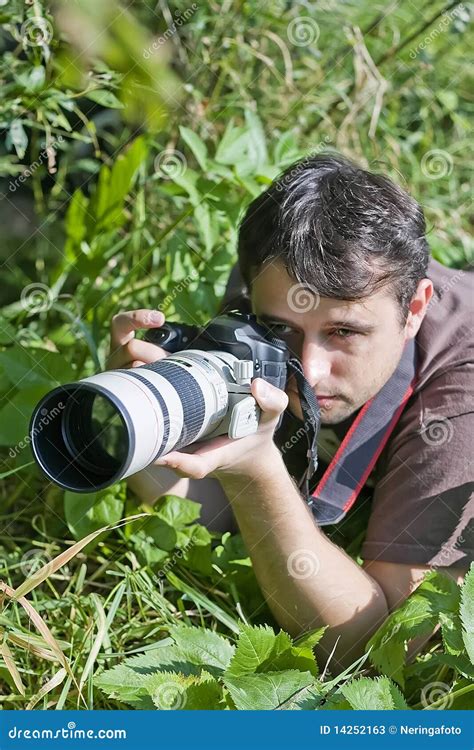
left=0, top=0, right=472, bottom=710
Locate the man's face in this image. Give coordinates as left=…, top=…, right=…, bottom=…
left=251, top=260, right=413, bottom=425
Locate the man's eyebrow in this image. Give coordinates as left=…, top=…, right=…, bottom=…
left=326, top=318, right=376, bottom=332
left=257, top=313, right=375, bottom=333
left=257, top=313, right=299, bottom=327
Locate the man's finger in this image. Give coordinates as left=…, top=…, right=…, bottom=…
left=106, top=338, right=167, bottom=370
left=155, top=451, right=216, bottom=480
left=251, top=378, right=288, bottom=423
left=110, top=309, right=165, bottom=349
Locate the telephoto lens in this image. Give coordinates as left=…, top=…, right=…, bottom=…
left=29, top=350, right=244, bottom=493
left=29, top=312, right=289, bottom=493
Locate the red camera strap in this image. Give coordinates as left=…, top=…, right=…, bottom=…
left=307, top=338, right=417, bottom=525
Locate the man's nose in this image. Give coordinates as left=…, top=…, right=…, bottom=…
left=300, top=339, right=332, bottom=388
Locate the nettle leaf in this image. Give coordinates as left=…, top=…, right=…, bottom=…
left=168, top=625, right=235, bottom=676
left=226, top=625, right=319, bottom=678
left=440, top=610, right=464, bottom=657
left=368, top=571, right=460, bottom=686
left=226, top=625, right=277, bottom=676
left=94, top=664, right=155, bottom=709
left=341, top=676, right=408, bottom=710
left=145, top=670, right=224, bottom=710
left=224, top=670, right=315, bottom=710
left=460, top=563, right=474, bottom=664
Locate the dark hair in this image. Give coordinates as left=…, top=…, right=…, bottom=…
left=237, top=153, right=430, bottom=321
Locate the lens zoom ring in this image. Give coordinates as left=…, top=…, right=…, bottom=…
left=142, top=361, right=206, bottom=451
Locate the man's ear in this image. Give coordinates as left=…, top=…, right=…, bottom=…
left=404, top=278, right=434, bottom=339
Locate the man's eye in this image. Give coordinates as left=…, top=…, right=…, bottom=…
left=334, top=328, right=358, bottom=338
left=267, top=323, right=295, bottom=336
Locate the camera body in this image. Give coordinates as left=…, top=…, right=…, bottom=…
left=144, top=311, right=289, bottom=439
left=29, top=312, right=291, bottom=493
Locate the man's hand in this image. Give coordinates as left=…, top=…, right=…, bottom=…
left=106, top=308, right=168, bottom=370
left=155, top=378, right=289, bottom=483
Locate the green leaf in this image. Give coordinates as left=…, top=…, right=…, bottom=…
left=85, top=89, right=124, bottom=108
left=0, top=385, right=54, bottom=446
left=341, top=676, right=408, bottom=710
left=6, top=120, right=28, bottom=159
left=0, top=346, right=74, bottom=388
left=212, top=533, right=251, bottom=571
left=368, top=571, right=460, bottom=686
left=145, top=670, right=224, bottom=710
left=179, top=126, right=208, bottom=170
left=166, top=572, right=240, bottom=634
left=155, top=495, right=201, bottom=528
left=169, top=624, right=235, bottom=675
left=226, top=625, right=279, bottom=676
left=460, top=563, right=474, bottom=664
left=94, top=664, right=155, bottom=708
left=226, top=625, right=319, bottom=678
left=224, top=670, right=315, bottom=710
left=293, top=627, right=327, bottom=651
left=65, top=188, right=89, bottom=245
left=64, top=482, right=126, bottom=541
left=440, top=610, right=464, bottom=657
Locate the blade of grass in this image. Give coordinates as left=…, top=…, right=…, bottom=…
left=79, top=593, right=107, bottom=690
left=1, top=637, right=26, bottom=696
left=12, top=513, right=149, bottom=600
left=166, top=571, right=240, bottom=634
left=26, top=667, right=67, bottom=710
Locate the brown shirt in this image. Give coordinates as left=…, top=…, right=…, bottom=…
left=220, top=259, right=474, bottom=568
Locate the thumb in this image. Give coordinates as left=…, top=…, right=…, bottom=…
left=251, top=378, right=288, bottom=423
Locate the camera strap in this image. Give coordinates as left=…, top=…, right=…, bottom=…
left=300, top=337, right=417, bottom=525
left=286, top=357, right=321, bottom=481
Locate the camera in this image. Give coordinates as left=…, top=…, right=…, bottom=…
left=29, top=312, right=290, bottom=493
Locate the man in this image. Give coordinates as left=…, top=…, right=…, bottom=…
left=108, top=154, right=473, bottom=670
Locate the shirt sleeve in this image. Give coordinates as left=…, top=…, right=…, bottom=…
left=361, top=373, right=474, bottom=568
